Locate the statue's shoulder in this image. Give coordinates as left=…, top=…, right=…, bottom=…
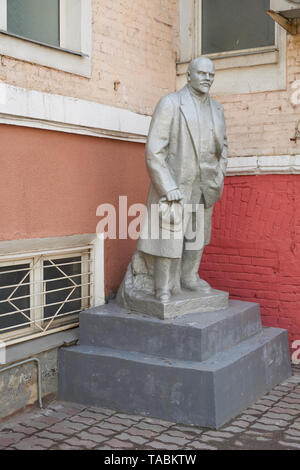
left=156, top=90, right=180, bottom=109
left=210, top=96, right=224, bottom=112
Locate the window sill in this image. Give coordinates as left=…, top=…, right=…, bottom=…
left=0, top=29, right=88, bottom=57
left=0, top=29, right=91, bottom=77
left=177, top=47, right=279, bottom=75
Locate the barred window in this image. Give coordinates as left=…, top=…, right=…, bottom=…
left=0, top=248, right=93, bottom=344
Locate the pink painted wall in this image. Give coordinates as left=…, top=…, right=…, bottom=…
left=0, top=124, right=149, bottom=293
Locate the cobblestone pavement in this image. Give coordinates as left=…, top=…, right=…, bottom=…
left=0, top=366, right=299, bottom=450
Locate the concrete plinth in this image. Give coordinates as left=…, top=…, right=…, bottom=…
left=118, top=288, right=229, bottom=319
left=58, top=300, right=291, bottom=429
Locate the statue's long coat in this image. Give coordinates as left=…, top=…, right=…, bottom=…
left=137, top=85, right=228, bottom=259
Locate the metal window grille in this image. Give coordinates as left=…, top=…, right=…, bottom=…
left=0, top=247, right=93, bottom=345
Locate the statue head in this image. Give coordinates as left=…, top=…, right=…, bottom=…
left=187, top=57, right=215, bottom=95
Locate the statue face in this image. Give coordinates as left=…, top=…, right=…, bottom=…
left=188, top=59, right=215, bottom=95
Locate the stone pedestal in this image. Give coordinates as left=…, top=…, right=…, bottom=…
left=58, top=300, right=291, bottom=429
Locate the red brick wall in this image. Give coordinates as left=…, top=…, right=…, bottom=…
left=199, top=175, right=300, bottom=348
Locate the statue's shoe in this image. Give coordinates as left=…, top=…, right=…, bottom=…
left=181, top=277, right=212, bottom=292
left=155, top=289, right=171, bottom=302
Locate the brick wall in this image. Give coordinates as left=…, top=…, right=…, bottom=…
left=215, top=24, right=300, bottom=158
left=199, top=175, right=300, bottom=348
left=0, top=0, right=179, bottom=115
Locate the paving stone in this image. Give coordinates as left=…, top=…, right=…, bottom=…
left=274, top=385, right=293, bottom=392
left=47, top=424, right=77, bottom=436
left=64, top=437, right=98, bottom=449
left=68, top=415, right=97, bottom=425
left=100, top=422, right=127, bottom=432
left=291, top=422, right=300, bottom=430
left=0, top=424, right=36, bottom=435
left=271, top=407, right=300, bottom=416
left=288, top=392, right=300, bottom=399
left=114, top=412, right=142, bottom=422
left=135, top=422, right=168, bottom=433
left=257, top=418, right=287, bottom=428
left=233, top=440, right=244, bottom=447
left=230, top=420, right=250, bottom=428
left=189, top=441, right=217, bottom=450
left=14, top=436, right=54, bottom=450
left=56, top=444, right=82, bottom=450
left=241, top=409, right=261, bottom=416
left=155, top=434, right=191, bottom=446
left=203, top=430, right=233, bottom=438
left=278, top=440, right=300, bottom=449
left=199, top=435, right=224, bottom=443
left=25, top=420, right=48, bottom=430
left=222, top=426, right=248, bottom=433
left=263, top=394, right=281, bottom=402
left=126, top=426, right=158, bottom=439
left=275, top=401, right=300, bottom=411
left=0, top=437, right=21, bottom=447
left=147, top=440, right=180, bottom=450
left=38, top=430, right=66, bottom=441
left=116, top=432, right=148, bottom=445
left=170, top=424, right=203, bottom=435
left=103, top=438, right=134, bottom=449
left=250, top=423, right=283, bottom=432
left=256, top=399, right=277, bottom=407
left=237, top=415, right=257, bottom=423
left=34, top=415, right=62, bottom=426
left=104, top=416, right=137, bottom=427
left=78, top=411, right=108, bottom=421
left=250, top=404, right=269, bottom=412
left=264, top=412, right=294, bottom=421
left=164, top=429, right=195, bottom=440
left=270, top=390, right=288, bottom=397
left=284, top=428, right=300, bottom=437
left=281, top=397, right=300, bottom=404
left=88, top=426, right=116, bottom=436
left=89, top=407, right=115, bottom=416
left=78, top=431, right=109, bottom=444
left=58, top=420, right=88, bottom=431
left=143, top=417, right=174, bottom=427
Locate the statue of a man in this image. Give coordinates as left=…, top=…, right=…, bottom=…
left=117, top=57, right=228, bottom=306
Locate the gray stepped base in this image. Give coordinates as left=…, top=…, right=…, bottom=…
left=79, top=301, right=262, bottom=362
left=58, top=300, right=291, bottom=429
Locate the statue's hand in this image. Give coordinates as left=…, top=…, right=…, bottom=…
left=166, top=189, right=183, bottom=202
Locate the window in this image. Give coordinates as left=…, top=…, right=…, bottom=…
left=0, top=234, right=104, bottom=345
left=178, top=0, right=292, bottom=94
left=0, top=0, right=92, bottom=77
left=201, top=0, right=275, bottom=55
left=7, top=0, right=60, bottom=47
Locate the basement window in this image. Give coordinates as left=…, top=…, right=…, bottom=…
left=0, top=247, right=93, bottom=344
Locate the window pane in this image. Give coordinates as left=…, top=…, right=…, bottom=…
left=0, top=264, right=31, bottom=332
left=43, top=257, right=82, bottom=320
left=7, top=0, right=60, bottom=47
left=202, top=0, right=275, bottom=55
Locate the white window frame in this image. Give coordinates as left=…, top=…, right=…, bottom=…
left=178, top=0, right=294, bottom=94
left=0, top=234, right=104, bottom=346
left=0, top=0, right=92, bottom=77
